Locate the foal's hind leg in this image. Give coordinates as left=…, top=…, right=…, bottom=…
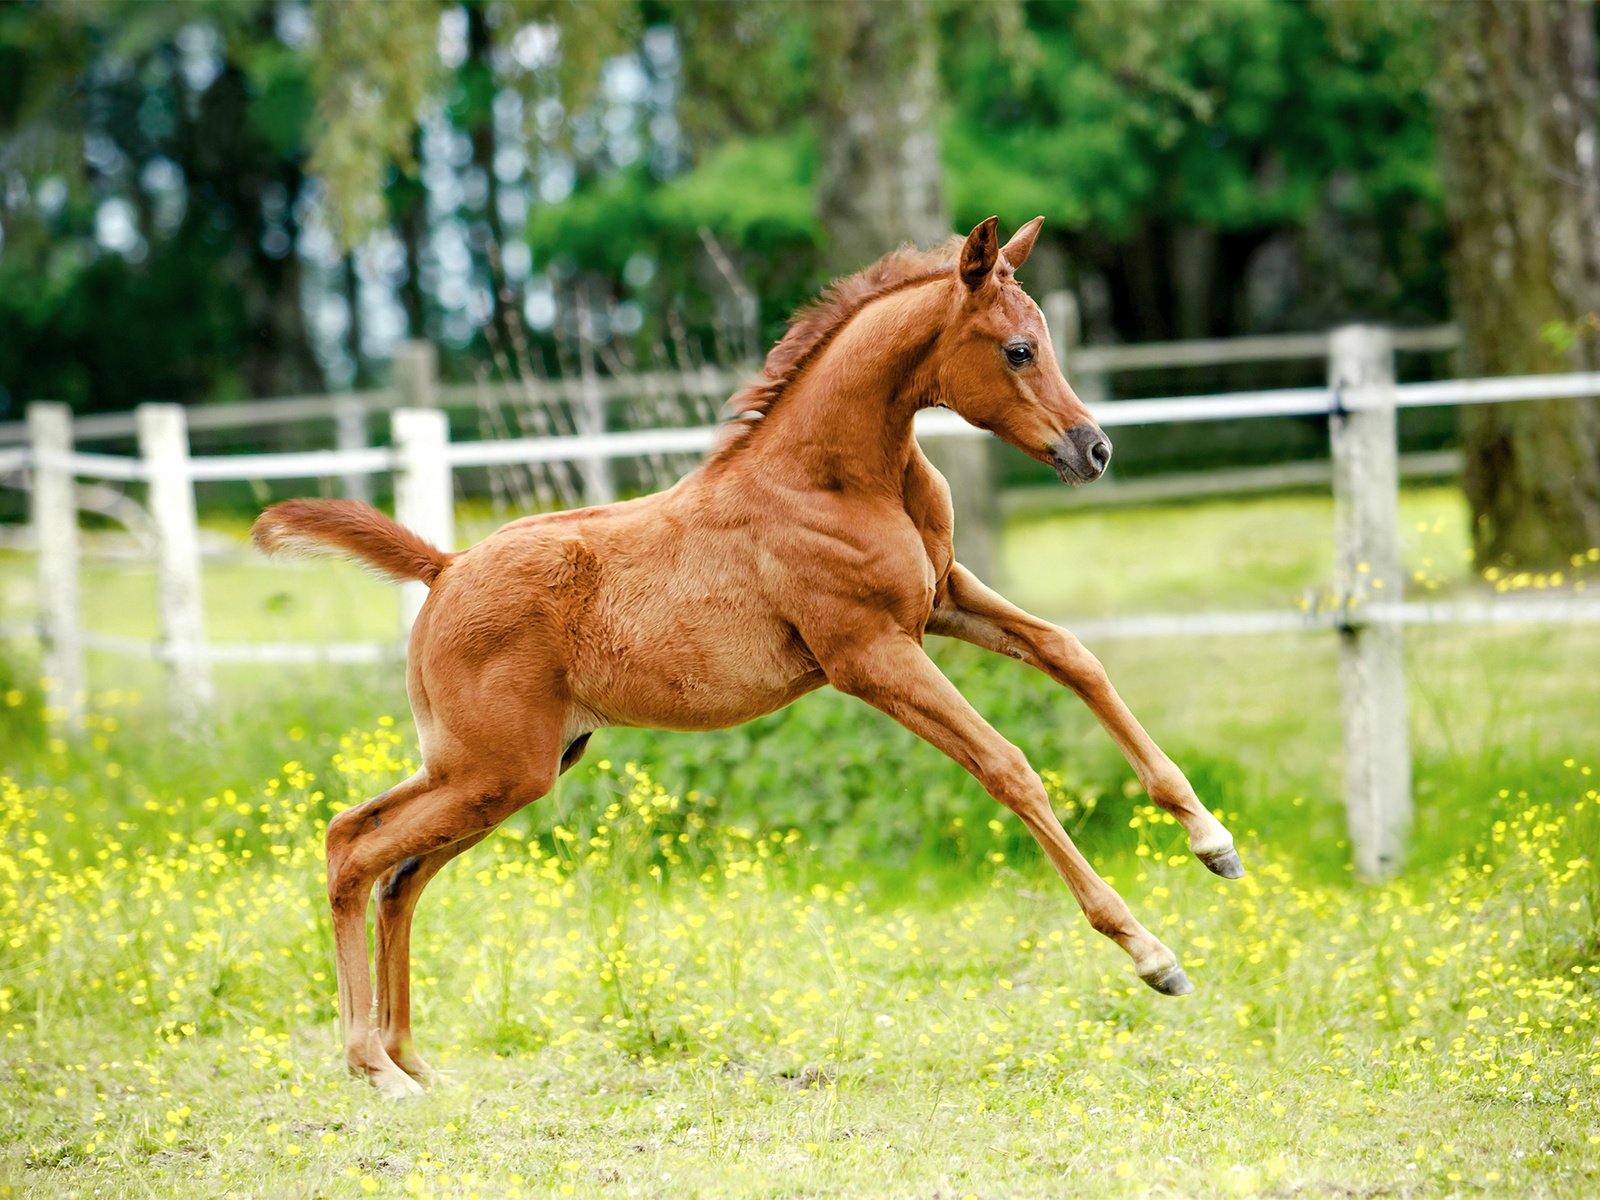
left=326, top=759, right=557, bottom=1096
left=374, top=733, right=590, bottom=1081
left=373, top=829, right=492, bottom=1081
left=325, top=772, right=432, bottom=1098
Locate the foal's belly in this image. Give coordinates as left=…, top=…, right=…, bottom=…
left=588, top=666, right=829, bottom=733
left=572, top=614, right=829, bottom=732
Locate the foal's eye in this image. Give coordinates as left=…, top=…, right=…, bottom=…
left=1005, top=343, right=1034, bottom=368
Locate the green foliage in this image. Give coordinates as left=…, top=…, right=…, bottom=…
left=0, top=0, right=335, bottom=411
left=520, top=0, right=1449, bottom=345
left=309, top=0, right=444, bottom=245
left=0, top=0, right=1457, bottom=416
left=667, top=0, right=816, bottom=145
left=309, top=0, right=633, bottom=246
left=944, top=0, right=1439, bottom=234
left=526, top=130, right=822, bottom=338
left=652, top=131, right=819, bottom=251
left=1540, top=312, right=1600, bottom=357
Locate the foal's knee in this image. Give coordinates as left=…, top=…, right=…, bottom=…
left=982, top=743, right=1049, bottom=820
left=1043, top=628, right=1106, bottom=688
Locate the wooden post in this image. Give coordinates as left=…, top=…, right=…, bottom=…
left=920, top=432, right=1000, bottom=586
left=1045, top=290, right=1107, bottom=407
left=27, top=402, right=87, bottom=730
left=334, top=396, right=372, bottom=505
left=392, top=408, right=454, bottom=637
left=393, top=340, right=439, bottom=412
left=1328, top=325, right=1411, bottom=880
left=1044, top=290, right=1081, bottom=375
left=574, top=299, right=616, bottom=505
left=137, top=403, right=214, bottom=733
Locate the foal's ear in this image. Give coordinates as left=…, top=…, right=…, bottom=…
left=1001, top=216, right=1045, bottom=271
left=959, top=216, right=1000, bottom=291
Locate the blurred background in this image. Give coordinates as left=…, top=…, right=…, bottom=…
left=3, top=1, right=1597, bottom=544
left=1, top=0, right=1449, bottom=407
left=0, top=2, right=1469, bottom=433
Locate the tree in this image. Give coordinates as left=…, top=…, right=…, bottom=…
left=1433, top=0, right=1600, bottom=568
left=942, top=0, right=1444, bottom=341
left=0, top=0, right=326, bottom=409
left=810, top=0, right=948, bottom=273
left=311, top=0, right=632, bottom=370
left=807, top=0, right=1000, bottom=583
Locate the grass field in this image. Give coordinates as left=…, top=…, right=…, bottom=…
left=2, top=486, right=1598, bottom=1197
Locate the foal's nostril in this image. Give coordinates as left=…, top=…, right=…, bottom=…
left=1089, top=439, right=1112, bottom=473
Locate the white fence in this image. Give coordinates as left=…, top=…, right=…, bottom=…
left=6, top=323, right=1600, bottom=879
left=0, top=303, right=1457, bottom=586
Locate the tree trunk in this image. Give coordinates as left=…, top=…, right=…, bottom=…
left=343, top=253, right=368, bottom=388
left=1434, top=0, right=1600, bottom=568
left=811, top=0, right=1001, bottom=584
left=392, top=127, right=428, bottom=339
left=464, top=0, right=514, bottom=351
left=812, top=0, right=950, bottom=272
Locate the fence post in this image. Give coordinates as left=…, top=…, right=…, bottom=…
left=1044, top=290, right=1107, bottom=407
left=27, top=402, right=87, bottom=730
left=393, top=340, right=439, bottom=412
left=137, top=403, right=214, bottom=733
left=1328, top=325, right=1411, bottom=880
left=392, top=408, right=454, bottom=637
left=333, top=396, right=372, bottom=504
left=920, top=433, right=1000, bottom=586
left=575, top=300, right=616, bottom=505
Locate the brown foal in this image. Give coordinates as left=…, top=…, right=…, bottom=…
left=254, top=216, right=1243, bottom=1098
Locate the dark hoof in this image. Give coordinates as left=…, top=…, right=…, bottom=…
left=1197, top=845, right=1246, bottom=879
left=1139, top=963, right=1194, bottom=996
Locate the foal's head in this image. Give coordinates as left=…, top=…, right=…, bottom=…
left=934, top=217, right=1111, bottom=485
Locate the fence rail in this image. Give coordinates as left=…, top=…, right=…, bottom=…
left=0, top=371, right=744, bottom=447
left=0, top=308, right=1456, bottom=447
left=4, top=321, right=1598, bottom=880
left=1068, top=322, right=1458, bottom=374
left=1063, top=594, right=1600, bottom=640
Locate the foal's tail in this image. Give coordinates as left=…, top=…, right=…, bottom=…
left=251, top=499, right=452, bottom=586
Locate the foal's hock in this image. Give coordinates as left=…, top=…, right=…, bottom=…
left=253, top=217, right=1245, bottom=1098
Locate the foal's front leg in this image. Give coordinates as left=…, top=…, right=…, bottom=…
left=929, top=564, right=1243, bottom=878
left=822, top=630, right=1191, bottom=994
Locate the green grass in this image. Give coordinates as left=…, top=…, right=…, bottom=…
left=1, top=740, right=1596, bottom=1198
left=1003, top=484, right=1483, bottom=617
left=2, top=486, right=1598, bottom=1197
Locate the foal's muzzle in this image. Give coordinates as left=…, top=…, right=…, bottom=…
left=1051, top=424, right=1113, bottom=485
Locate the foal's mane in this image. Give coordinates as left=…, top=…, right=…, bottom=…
left=708, top=237, right=965, bottom=463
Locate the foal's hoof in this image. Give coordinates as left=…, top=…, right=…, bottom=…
left=351, top=1059, right=426, bottom=1100
left=372, top=1068, right=427, bottom=1101
left=1196, top=844, right=1246, bottom=879
left=1139, top=963, right=1194, bottom=997
left=394, top=1057, right=442, bottom=1088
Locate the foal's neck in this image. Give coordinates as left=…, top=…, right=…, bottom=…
left=755, top=280, right=951, bottom=495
